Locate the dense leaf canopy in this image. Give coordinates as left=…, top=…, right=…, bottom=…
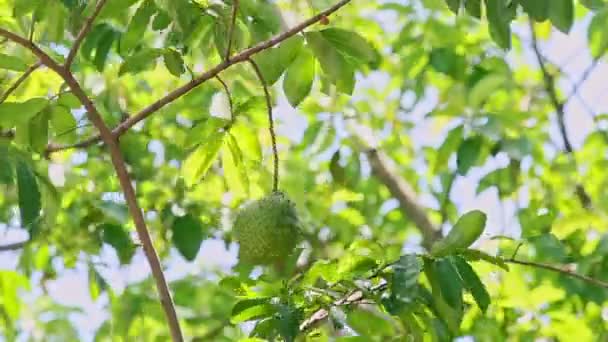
left=1, top=0, right=608, bottom=340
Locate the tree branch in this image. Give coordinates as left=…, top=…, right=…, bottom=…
left=225, top=0, right=239, bottom=61
left=45, top=0, right=352, bottom=153
left=64, top=0, right=108, bottom=69
left=529, top=20, right=592, bottom=209
left=248, top=58, right=279, bottom=192
left=0, top=28, right=184, bottom=341
left=504, top=258, right=608, bottom=289
left=0, top=61, right=42, bottom=103
left=0, top=239, right=28, bottom=252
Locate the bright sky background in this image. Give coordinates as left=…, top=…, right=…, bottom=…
left=1, top=4, right=608, bottom=341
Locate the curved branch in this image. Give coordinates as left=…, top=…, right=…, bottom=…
left=45, top=0, right=352, bottom=153
left=65, top=0, right=108, bottom=69
left=0, top=239, right=28, bottom=252
left=248, top=58, right=279, bottom=192
left=0, top=61, right=42, bottom=103
left=529, top=20, right=592, bottom=209
left=0, top=28, right=184, bottom=341
left=505, top=258, right=608, bottom=289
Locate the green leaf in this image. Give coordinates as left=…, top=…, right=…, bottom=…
left=251, top=35, right=303, bottom=85
left=276, top=304, right=301, bottom=342
left=0, top=53, right=28, bottom=71
left=101, top=223, right=135, bottom=265
left=450, top=256, right=490, bottom=313
left=305, top=31, right=355, bottom=94
left=435, top=125, right=463, bottom=173
left=0, top=98, right=49, bottom=127
left=391, top=255, right=422, bottom=304
left=120, top=0, right=156, bottom=54
left=283, top=49, right=315, bottom=107
left=548, top=0, right=574, bottom=33
left=222, top=133, right=250, bottom=197
left=56, top=93, right=81, bottom=108
left=464, top=0, right=481, bottom=18
left=163, top=48, right=185, bottom=76
left=16, top=159, right=41, bottom=235
left=231, top=122, right=262, bottom=162
left=435, top=258, right=463, bottom=311
left=519, top=0, right=550, bottom=21
left=588, top=9, right=608, bottom=59
left=231, top=298, right=276, bottom=323
left=118, top=48, right=162, bottom=76
left=431, top=210, right=487, bottom=257
left=171, top=214, right=205, bottom=261
left=445, top=0, right=462, bottom=14
left=28, top=109, right=49, bottom=153
left=182, top=130, right=226, bottom=187
left=456, top=136, right=482, bottom=175
left=461, top=249, right=509, bottom=271
left=0, top=144, right=14, bottom=184
left=484, top=0, right=513, bottom=49
left=319, top=28, right=378, bottom=65
left=347, top=309, right=395, bottom=337
left=49, top=106, right=77, bottom=136
left=93, top=28, right=118, bottom=71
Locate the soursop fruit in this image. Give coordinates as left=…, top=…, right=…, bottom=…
left=233, top=191, right=300, bottom=265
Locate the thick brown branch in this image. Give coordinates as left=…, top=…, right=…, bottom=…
left=65, top=0, right=108, bottom=68
left=529, top=20, right=592, bottom=209
left=0, top=61, right=42, bottom=103
left=0, top=28, right=184, bottom=341
left=46, top=0, right=352, bottom=153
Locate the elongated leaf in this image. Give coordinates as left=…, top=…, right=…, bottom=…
left=231, top=298, right=276, bottom=323
left=222, top=133, right=250, bottom=197
left=305, top=31, right=355, bottom=94
left=251, top=35, right=303, bottom=85
left=391, top=255, right=422, bottom=304
left=456, top=136, right=482, bottom=175
left=461, top=249, right=509, bottom=271
left=548, top=0, right=574, bottom=33
left=319, top=28, right=378, bottom=64
left=519, top=0, right=550, bottom=21
left=451, top=256, right=490, bottom=313
left=0, top=144, right=14, bottom=184
left=16, top=159, right=41, bottom=235
left=163, top=48, right=185, bottom=76
left=118, top=48, right=162, bottom=76
left=120, top=0, right=156, bottom=54
left=101, top=223, right=135, bottom=264
left=484, top=0, right=512, bottom=49
left=171, top=214, right=205, bottom=261
left=0, top=98, right=49, bottom=126
left=435, top=258, right=463, bottom=311
left=588, top=9, right=608, bottom=59
left=182, top=130, right=226, bottom=187
left=283, top=49, right=315, bottom=107
left=0, top=53, right=28, bottom=71
left=435, top=125, right=463, bottom=173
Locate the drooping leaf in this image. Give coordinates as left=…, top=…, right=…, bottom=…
left=456, top=136, right=483, bottom=175
left=101, top=223, right=135, bottom=265
left=305, top=31, right=355, bottom=94
left=0, top=53, right=28, bottom=71
left=435, top=258, right=463, bottom=311
left=163, top=48, right=185, bottom=76
left=120, top=0, right=156, bottom=54
left=171, top=214, right=206, bottom=261
left=588, top=9, right=608, bottom=59
left=319, top=28, right=378, bottom=65
left=548, top=0, right=574, bottom=33
left=450, top=256, right=490, bottom=313
left=16, top=159, right=41, bottom=235
left=251, top=35, right=303, bottom=85
left=283, top=49, right=315, bottom=107
left=182, top=130, right=226, bottom=187
left=484, top=0, right=513, bottom=49
left=231, top=297, right=276, bottom=323
left=118, top=48, right=162, bottom=76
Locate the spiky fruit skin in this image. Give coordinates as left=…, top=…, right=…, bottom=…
left=233, top=191, right=300, bottom=265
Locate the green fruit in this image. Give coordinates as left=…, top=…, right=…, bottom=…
left=431, top=210, right=486, bottom=257
left=233, top=191, right=300, bottom=265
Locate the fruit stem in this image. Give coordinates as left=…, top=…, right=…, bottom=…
left=247, top=58, right=279, bottom=192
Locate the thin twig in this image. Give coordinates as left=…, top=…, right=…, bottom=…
left=0, top=61, right=42, bottom=103
left=565, top=59, right=599, bottom=102
left=225, top=0, right=239, bottom=61
left=0, top=239, right=28, bottom=252
left=505, top=258, right=608, bottom=289
left=529, top=20, right=592, bottom=209
left=0, top=28, right=184, bottom=342
left=248, top=58, right=279, bottom=192
left=214, top=75, right=234, bottom=121
left=45, top=0, right=352, bottom=153
left=65, top=0, right=108, bottom=69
